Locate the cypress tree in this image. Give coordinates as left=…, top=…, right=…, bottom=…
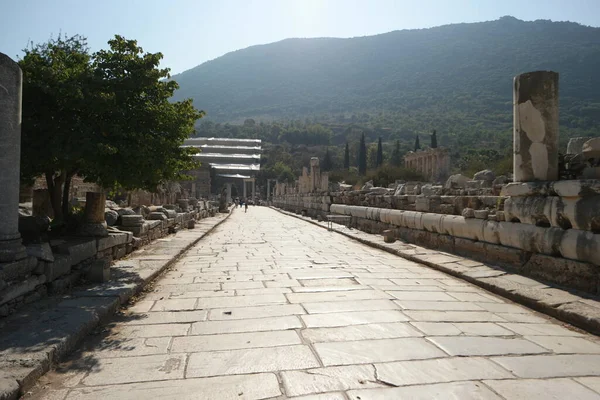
left=414, top=135, right=421, bottom=152
left=322, top=148, right=333, bottom=171
left=391, top=140, right=402, bottom=166
left=358, top=133, right=367, bottom=175
left=376, top=137, right=383, bottom=167
left=431, top=129, right=438, bottom=148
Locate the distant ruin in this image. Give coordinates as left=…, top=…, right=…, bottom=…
left=273, top=71, right=600, bottom=297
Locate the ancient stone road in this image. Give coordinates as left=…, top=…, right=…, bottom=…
left=30, top=207, right=600, bottom=399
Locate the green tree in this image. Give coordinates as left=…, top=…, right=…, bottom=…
left=344, top=142, right=350, bottom=170
left=414, top=135, right=421, bottom=152
left=20, top=34, right=95, bottom=221
left=391, top=140, right=402, bottom=167
left=20, top=34, right=204, bottom=222
left=322, top=148, right=333, bottom=171
left=358, top=133, right=367, bottom=175
left=376, top=137, right=383, bottom=167
left=431, top=129, right=438, bottom=148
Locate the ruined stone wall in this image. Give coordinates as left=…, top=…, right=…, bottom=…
left=273, top=181, right=600, bottom=295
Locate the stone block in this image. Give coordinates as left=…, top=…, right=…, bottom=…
left=501, top=182, right=550, bottom=197
left=187, top=220, right=195, bottom=229
left=0, top=274, right=46, bottom=306
left=383, top=230, right=396, bottom=243
left=474, top=210, right=489, bottom=219
left=86, top=259, right=110, bottom=283
left=105, top=209, right=119, bottom=226
left=147, top=212, right=167, bottom=221
left=551, top=179, right=600, bottom=197
left=462, top=208, right=475, bottom=218
left=58, top=239, right=97, bottom=265
left=120, top=224, right=148, bottom=237
left=44, top=254, right=73, bottom=282
left=559, top=229, right=600, bottom=265
left=421, top=214, right=444, bottom=234
left=454, top=237, right=487, bottom=259
left=523, top=253, right=599, bottom=294
left=112, top=245, right=127, bottom=260
left=120, top=215, right=144, bottom=227
left=24, top=242, right=54, bottom=262
left=96, top=232, right=130, bottom=252
left=0, top=257, right=38, bottom=282
left=163, top=209, right=177, bottom=219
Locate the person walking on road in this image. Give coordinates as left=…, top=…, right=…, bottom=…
left=244, top=201, right=248, bottom=213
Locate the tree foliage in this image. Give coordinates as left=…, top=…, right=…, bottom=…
left=20, top=34, right=204, bottom=221
left=431, top=130, right=438, bottom=148
left=376, top=137, right=383, bottom=167
left=343, top=142, right=350, bottom=170
left=414, top=135, right=421, bottom=152
left=322, top=148, right=333, bottom=171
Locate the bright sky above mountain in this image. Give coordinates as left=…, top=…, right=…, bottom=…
left=1, top=0, right=598, bottom=74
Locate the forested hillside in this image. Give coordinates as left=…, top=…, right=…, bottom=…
left=171, top=16, right=600, bottom=186
left=173, top=16, right=600, bottom=142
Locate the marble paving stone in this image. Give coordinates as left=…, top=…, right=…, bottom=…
left=287, top=393, right=346, bottom=400
left=523, top=335, right=600, bottom=354
left=374, top=357, right=513, bottom=386
left=347, top=381, right=502, bottom=400
left=124, top=310, right=208, bottom=325
left=394, top=300, right=484, bottom=311
left=186, top=345, right=320, bottom=377
left=403, top=310, right=507, bottom=322
left=302, top=299, right=399, bottom=314
left=150, top=298, right=197, bottom=312
left=484, top=378, right=600, bottom=400
left=386, top=291, right=457, bottom=301
left=286, top=290, right=390, bottom=303
left=67, top=373, right=281, bottom=400
left=299, top=278, right=358, bottom=286
left=170, top=330, right=301, bottom=352
left=301, top=322, right=423, bottom=342
left=499, top=322, right=584, bottom=336
left=302, top=310, right=409, bottom=328
left=208, top=304, right=305, bottom=320
left=429, top=336, right=547, bottom=356
left=195, top=293, right=288, bottom=308
left=82, top=354, right=187, bottom=386
left=169, top=290, right=235, bottom=298
left=281, top=365, right=383, bottom=397
left=575, top=377, right=600, bottom=394
left=314, top=338, right=446, bottom=366
left=113, top=323, right=190, bottom=338
left=491, top=354, right=600, bottom=378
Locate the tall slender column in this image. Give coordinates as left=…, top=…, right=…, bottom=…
left=243, top=180, right=247, bottom=199
left=0, top=53, right=26, bottom=261
left=513, top=71, right=559, bottom=182
left=252, top=179, right=256, bottom=200
left=225, top=183, right=232, bottom=203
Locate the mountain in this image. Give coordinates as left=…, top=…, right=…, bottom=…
left=171, top=16, right=600, bottom=139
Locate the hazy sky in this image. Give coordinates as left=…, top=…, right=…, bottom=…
left=1, top=0, right=599, bottom=74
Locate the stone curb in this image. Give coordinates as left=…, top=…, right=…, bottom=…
left=0, top=208, right=234, bottom=400
left=272, top=207, right=600, bottom=336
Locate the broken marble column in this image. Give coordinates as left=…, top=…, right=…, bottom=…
left=225, top=183, right=232, bottom=203
left=0, top=53, right=26, bottom=262
left=80, top=192, right=108, bottom=237
left=513, top=71, right=559, bottom=182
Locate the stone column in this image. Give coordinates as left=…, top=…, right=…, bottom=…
left=225, top=183, right=232, bottom=203
left=513, top=71, right=559, bottom=182
left=0, top=53, right=26, bottom=261
left=191, top=182, right=196, bottom=198
left=251, top=179, right=256, bottom=200
left=243, top=180, right=247, bottom=199
left=267, top=180, right=271, bottom=201
left=81, top=192, right=108, bottom=237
